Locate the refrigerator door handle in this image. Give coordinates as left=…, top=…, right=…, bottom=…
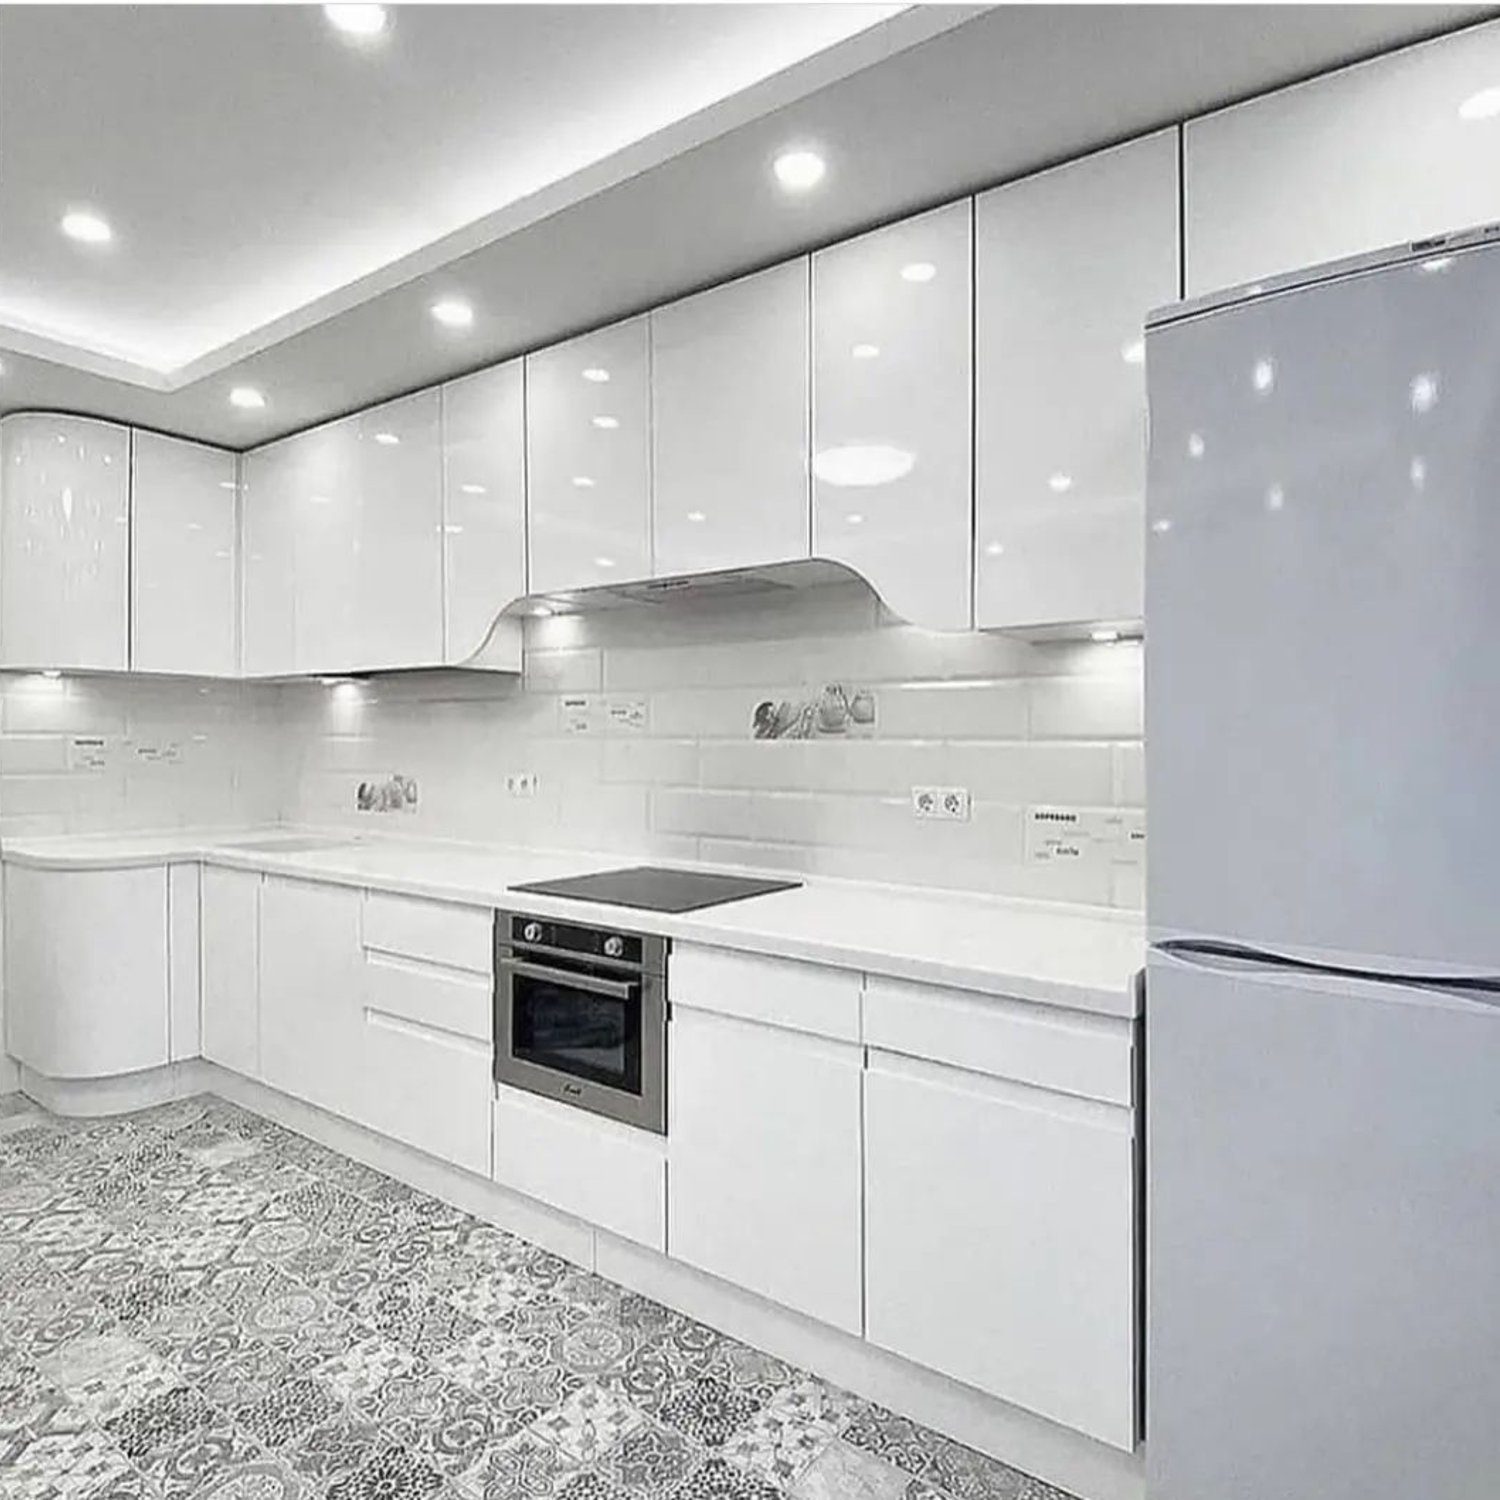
left=1156, top=938, right=1500, bottom=1006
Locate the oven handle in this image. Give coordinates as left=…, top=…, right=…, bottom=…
left=501, top=958, right=640, bottom=1002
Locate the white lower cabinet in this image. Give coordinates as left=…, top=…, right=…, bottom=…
left=864, top=1053, right=1137, bottom=1450
left=667, top=1004, right=863, bottom=1335
left=259, top=877, right=364, bottom=1118
left=201, top=866, right=262, bottom=1077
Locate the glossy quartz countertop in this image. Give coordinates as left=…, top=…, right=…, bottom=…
left=2, top=827, right=1145, bottom=1018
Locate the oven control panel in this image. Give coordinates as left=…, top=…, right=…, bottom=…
left=505, top=914, right=648, bottom=968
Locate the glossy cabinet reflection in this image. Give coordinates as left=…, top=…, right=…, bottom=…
left=1186, top=21, right=1500, bottom=296
left=441, top=361, right=526, bottom=663
left=813, top=200, right=973, bottom=631
left=652, top=261, right=810, bottom=577
left=976, top=131, right=1179, bottom=630
left=240, top=436, right=301, bottom=677
left=132, top=432, right=238, bottom=676
left=0, top=414, right=130, bottom=671
left=528, top=317, right=651, bottom=596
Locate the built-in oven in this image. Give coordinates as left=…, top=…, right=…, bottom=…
left=493, top=912, right=667, bottom=1134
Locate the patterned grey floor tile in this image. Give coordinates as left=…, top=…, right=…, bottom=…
left=326, top=1444, right=447, bottom=1500
left=186, top=1455, right=319, bottom=1500
left=0, top=1423, right=140, bottom=1500
left=677, top=1456, right=785, bottom=1500
left=527, top=1383, right=645, bottom=1466
left=841, top=1409, right=942, bottom=1480
left=791, top=1440, right=911, bottom=1500
left=283, top=1412, right=383, bottom=1485
left=0, top=1093, right=38, bottom=1119
left=550, top=1319, right=637, bottom=1379
left=236, top=1374, right=341, bottom=1450
left=602, top=1419, right=697, bottom=1497
left=455, top=1432, right=583, bottom=1500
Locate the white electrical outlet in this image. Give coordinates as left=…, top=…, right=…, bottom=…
left=505, top=772, right=538, bottom=798
left=911, top=786, right=971, bottom=821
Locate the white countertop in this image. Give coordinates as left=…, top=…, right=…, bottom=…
left=2, top=827, right=1145, bottom=1018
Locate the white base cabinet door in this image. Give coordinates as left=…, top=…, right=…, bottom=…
left=201, top=867, right=262, bottom=1077
left=667, top=1006, right=863, bottom=1334
left=864, top=1055, right=1137, bottom=1450
left=259, top=877, right=364, bottom=1118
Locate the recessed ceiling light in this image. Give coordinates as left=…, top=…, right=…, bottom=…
left=1188, top=433, right=1206, bottom=459
left=851, top=343, right=880, bottom=360
left=1410, top=372, right=1439, bottom=413
left=61, top=209, right=112, bottom=245
left=430, top=299, right=473, bottom=328
left=373, top=431, right=400, bottom=445
left=1152, top=518, right=1173, bottom=534
left=686, top=510, right=706, bottom=523
left=1048, top=472, right=1073, bottom=493
left=1459, top=85, right=1500, bottom=121
left=582, top=367, right=610, bottom=383
left=900, top=262, right=937, bottom=284
left=459, top=483, right=487, bottom=496
left=592, top=416, right=620, bottom=430
left=594, top=556, right=616, bottom=569
left=573, top=476, right=596, bottom=488
left=773, top=149, right=826, bottom=192
left=1090, top=628, right=1121, bottom=644
left=229, top=386, right=266, bottom=410
left=846, top=512, right=865, bottom=525
left=1252, top=358, right=1276, bottom=394
left=985, top=541, right=1004, bottom=556
left=40, top=669, right=62, bottom=680
left=324, top=3, right=387, bottom=38
left=1121, top=339, right=1145, bottom=366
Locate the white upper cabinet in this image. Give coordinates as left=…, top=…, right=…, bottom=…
left=1186, top=21, right=1500, bottom=297
left=132, top=431, right=238, bottom=676
left=813, top=200, right=973, bottom=631
left=442, top=361, right=526, bottom=662
left=652, top=261, right=810, bottom=577
left=240, top=436, right=301, bottom=677
left=0, top=414, right=130, bottom=671
left=976, top=130, right=1179, bottom=631
left=527, top=317, right=651, bottom=596
left=352, top=389, right=444, bottom=671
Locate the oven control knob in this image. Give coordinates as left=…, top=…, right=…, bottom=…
left=522, top=921, right=543, bottom=944
left=603, top=935, right=625, bottom=958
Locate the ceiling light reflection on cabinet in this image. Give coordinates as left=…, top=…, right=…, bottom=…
left=572, top=476, right=596, bottom=488
left=773, top=149, right=826, bottom=192
left=985, top=541, right=1004, bottom=556
left=324, top=4, right=388, bottom=38
left=592, top=416, right=620, bottom=429
left=846, top=512, right=865, bottom=525
left=1048, top=472, right=1073, bottom=493
left=594, top=556, right=616, bottom=569
left=1458, top=85, right=1500, bottom=121
left=813, top=444, right=915, bottom=487
left=582, top=368, right=610, bottom=383
left=373, top=432, right=400, bottom=445
left=1252, top=359, right=1276, bottom=394
left=1422, top=256, right=1454, bottom=273
left=900, top=262, right=937, bottom=283
left=61, top=210, right=112, bottom=245
left=1121, top=339, right=1145, bottom=366
left=430, top=299, right=473, bottom=328
left=1090, top=628, right=1121, bottom=644
left=459, top=483, right=487, bottom=496
left=686, top=510, right=706, bottom=523
left=851, top=343, right=880, bottom=360
left=229, top=387, right=266, bottom=410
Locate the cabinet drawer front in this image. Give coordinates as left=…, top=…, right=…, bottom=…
left=670, top=943, right=860, bottom=1042
left=864, top=976, right=1133, bottom=1105
left=493, top=1084, right=665, bottom=1251
left=363, top=1007, right=492, bottom=1177
left=365, top=952, right=491, bottom=1045
left=363, top=892, right=491, bottom=975
left=864, top=1056, right=1136, bottom=1449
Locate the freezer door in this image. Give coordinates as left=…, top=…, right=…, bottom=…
left=1146, top=244, right=1500, bottom=972
left=1147, top=949, right=1500, bottom=1500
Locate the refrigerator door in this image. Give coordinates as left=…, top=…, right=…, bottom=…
left=1147, top=948, right=1500, bottom=1500
left=1146, top=243, right=1500, bottom=973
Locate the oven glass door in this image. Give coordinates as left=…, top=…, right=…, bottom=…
left=510, top=963, right=642, bottom=1097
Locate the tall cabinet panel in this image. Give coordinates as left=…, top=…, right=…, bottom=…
left=353, top=390, right=444, bottom=670
left=132, top=431, right=239, bottom=676
left=240, top=437, right=300, bottom=678
left=812, top=201, right=973, bottom=631
left=976, top=130, right=1179, bottom=630
left=527, top=317, right=651, bottom=596
left=1186, top=21, right=1500, bottom=296
left=652, top=261, right=810, bottom=577
left=442, top=361, right=527, bottom=662
left=0, top=414, right=130, bottom=670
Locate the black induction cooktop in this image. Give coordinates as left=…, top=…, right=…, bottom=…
left=509, top=865, right=801, bottom=914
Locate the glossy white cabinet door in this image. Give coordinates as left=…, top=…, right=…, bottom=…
left=240, top=438, right=300, bottom=678
left=441, top=361, right=527, bottom=662
left=132, top=432, right=238, bottom=675
left=812, top=201, right=973, bottom=630
left=527, top=317, right=651, bottom=595
left=3, top=864, right=169, bottom=1079
left=865, top=1055, right=1136, bottom=1449
left=0, top=414, right=130, bottom=670
left=667, top=1006, right=863, bottom=1335
left=976, top=131, right=1179, bottom=630
left=201, top=865, right=261, bottom=1077
left=1187, top=21, right=1500, bottom=296
left=259, top=876, right=364, bottom=1118
left=652, top=261, right=810, bottom=577
left=354, top=391, right=444, bottom=671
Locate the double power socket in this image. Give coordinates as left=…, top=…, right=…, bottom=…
left=910, top=785, right=972, bottom=821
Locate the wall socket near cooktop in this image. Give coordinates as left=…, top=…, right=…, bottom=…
left=911, top=786, right=971, bottom=821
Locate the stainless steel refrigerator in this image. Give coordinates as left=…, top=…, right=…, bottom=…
left=1145, top=226, right=1500, bottom=1500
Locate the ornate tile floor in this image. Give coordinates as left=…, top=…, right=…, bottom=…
left=0, top=1094, right=1074, bottom=1500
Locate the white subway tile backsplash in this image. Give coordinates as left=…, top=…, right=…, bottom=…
left=1028, top=674, right=1144, bottom=739
left=875, top=681, right=1029, bottom=740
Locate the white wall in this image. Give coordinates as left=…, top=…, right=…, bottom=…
left=280, top=581, right=1145, bottom=908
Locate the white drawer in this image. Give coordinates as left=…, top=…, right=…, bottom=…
left=365, top=951, right=491, bottom=1045
left=669, top=943, right=861, bottom=1042
left=363, top=891, right=492, bottom=975
left=492, top=1084, right=665, bottom=1251
left=863, top=976, right=1134, bottom=1106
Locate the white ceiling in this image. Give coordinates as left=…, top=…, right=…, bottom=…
left=0, top=4, right=1490, bottom=448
